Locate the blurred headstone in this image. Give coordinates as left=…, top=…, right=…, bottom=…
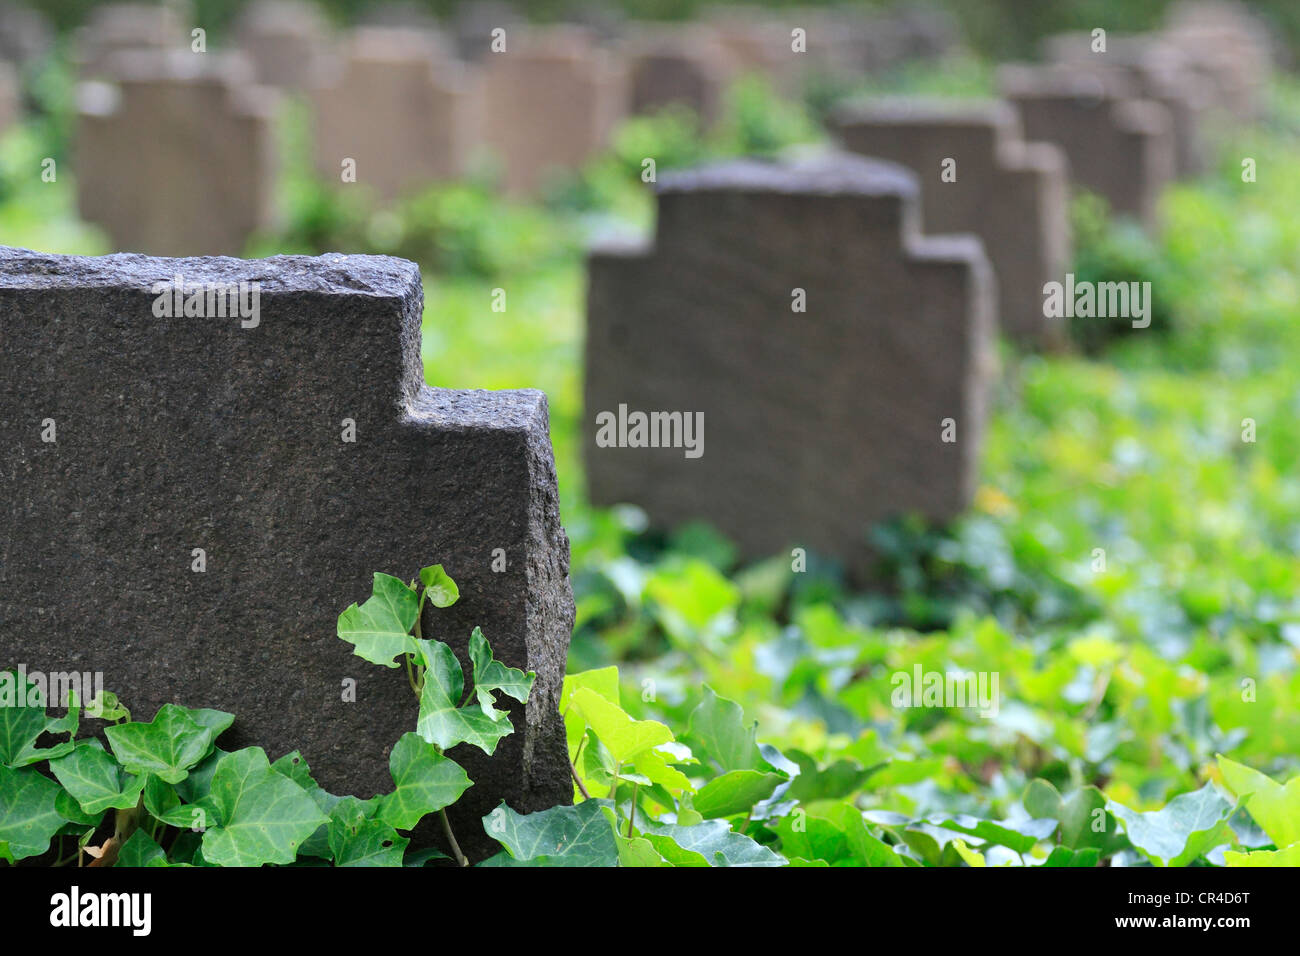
left=0, top=1, right=51, bottom=68
left=622, top=23, right=736, bottom=126
left=832, top=98, right=1069, bottom=346
left=0, top=58, right=16, bottom=132
left=1164, top=0, right=1273, bottom=120
left=73, top=2, right=191, bottom=80
left=479, top=26, right=626, bottom=196
left=584, top=152, right=996, bottom=576
left=0, top=245, right=575, bottom=861
left=75, top=50, right=277, bottom=255
left=313, top=27, right=477, bottom=201
left=703, top=5, right=801, bottom=94
left=236, top=0, right=335, bottom=91
left=999, top=64, right=1175, bottom=228
left=451, top=1, right=521, bottom=61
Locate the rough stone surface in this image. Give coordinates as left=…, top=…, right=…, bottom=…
left=236, top=0, right=335, bottom=91
left=0, top=247, right=575, bottom=860
left=313, top=27, right=477, bottom=202
left=479, top=26, right=626, bottom=196
left=585, top=153, right=995, bottom=576
left=831, top=98, right=1069, bottom=345
left=999, top=63, right=1175, bottom=229
left=75, top=50, right=278, bottom=256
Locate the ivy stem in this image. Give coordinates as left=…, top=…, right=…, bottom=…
left=569, top=759, right=591, bottom=800
left=626, top=783, right=638, bottom=838
left=440, top=809, right=469, bottom=867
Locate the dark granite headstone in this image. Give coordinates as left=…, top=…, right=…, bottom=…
left=0, top=247, right=574, bottom=859
left=584, top=153, right=996, bottom=577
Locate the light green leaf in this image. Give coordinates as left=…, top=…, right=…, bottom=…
left=415, top=639, right=516, bottom=754
left=639, top=818, right=785, bottom=867
left=328, top=797, right=408, bottom=867
left=377, top=732, right=472, bottom=831
left=201, top=748, right=328, bottom=866
left=693, top=770, right=786, bottom=819
left=337, top=572, right=420, bottom=667
left=419, top=564, right=460, bottom=608
left=686, top=686, right=760, bottom=772
left=1224, top=842, right=1300, bottom=867
left=49, top=740, right=147, bottom=815
left=468, top=627, right=534, bottom=720
left=1107, top=784, right=1235, bottom=867
left=0, top=763, right=64, bottom=860
left=1217, top=755, right=1300, bottom=849
left=483, top=800, right=619, bottom=866
left=569, top=687, right=672, bottom=764
left=104, top=703, right=218, bottom=784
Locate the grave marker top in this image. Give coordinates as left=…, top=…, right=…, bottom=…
left=0, top=247, right=575, bottom=858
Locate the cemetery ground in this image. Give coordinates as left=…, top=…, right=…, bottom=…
left=3, top=58, right=1300, bottom=872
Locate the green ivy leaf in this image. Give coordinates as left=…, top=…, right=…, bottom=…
left=1224, top=842, right=1300, bottom=866
left=117, top=829, right=176, bottom=867
left=337, top=572, right=420, bottom=667
left=639, top=818, right=786, bottom=867
left=569, top=687, right=672, bottom=764
left=685, top=686, right=760, bottom=772
left=418, top=564, right=460, bottom=608
left=104, top=704, right=219, bottom=784
left=1216, top=754, right=1300, bottom=849
left=693, top=770, right=786, bottom=819
left=201, top=748, right=328, bottom=866
left=483, top=800, right=619, bottom=866
left=468, top=628, right=535, bottom=720
left=925, top=815, right=1059, bottom=855
left=377, top=732, right=472, bottom=831
left=48, top=740, right=147, bottom=815
left=1107, top=784, right=1235, bottom=867
left=328, top=797, right=408, bottom=867
left=0, top=763, right=64, bottom=860
left=415, top=639, right=515, bottom=754
left=0, top=671, right=76, bottom=768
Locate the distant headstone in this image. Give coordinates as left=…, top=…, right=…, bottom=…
left=75, top=51, right=277, bottom=256
left=832, top=98, right=1069, bottom=345
left=73, top=2, right=190, bottom=80
left=479, top=27, right=626, bottom=196
left=1164, top=0, right=1273, bottom=120
left=622, top=24, right=735, bottom=126
left=0, top=246, right=575, bottom=860
left=585, top=153, right=996, bottom=575
left=451, top=0, right=521, bottom=61
left=0, top=58, right=16, bottom=132
left=313, top=27, right=478, bottom=202
left=0, top=1, right=51, bottom=68
left=999, top=64, right=1175, bottom=228
left=1043, top=31, right=1213, bottom=176
left=703, top=5, right=801, bottom=94
left=236, top=0, right=335, bottom=91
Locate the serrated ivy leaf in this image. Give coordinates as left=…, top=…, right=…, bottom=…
left=337, top=572, right=420, bottom=667
left=104, top=704, right=217, bottom=784
left=187, top=709, right=235, bottom=748
left=1216, top=755, right=1300, bottom=849
left=693, top=770, right=786, bottom=819
left=416, top=640, right=515, bottom=754
left=468, top=627, right=535, bottom=720
left=328, top=797, right=408, bottom=867
left=0, top=672, right=76, bottom=768
left=201, top=748, right=328, bottom=866
left=419, top=564, right=460, bottom=608
left=1107, top=784, right=1235, bottom=867
left=48, top=740, right=147, bottom=815
left=483, top=799, right=619, bottom=866
left=685, top=686, right=760, bottom=772
left=639, top=818, right=785, bottom=867
left=377, top=732, right=472, bottom=831
left=0, top=763, right=64, bottom=860
left=569, top=687, right=672, bottom=764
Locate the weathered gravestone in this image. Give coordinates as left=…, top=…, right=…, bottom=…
left=0, top=1, right=51, bottom=69
left=831, top=98, right=1069, bottom=346
left=76, top=50, right=277, bottom=256
left=451, top=1, right=521, bottom=61
left=236, top=0, right=335, bottom=91
left=703, top=5, right=802, bottom=95
left=313, top=27, right=478, bottom=202
left=0, top=246, right=575, bottom=860
left=0, top=58, right=16, bottom=134
left=73, top=2, right=190, bottom=80
left=999, top=64, right=1175, bottom=229
left=585, top=153, right=995, bottom=576
left=623, top=24, right=736, bottom=126
left=1043, top=31, right=1212, bottom=177
left=1164, top=1, right=1273, bottom=121
left=479, top=27, right=627, bottom=196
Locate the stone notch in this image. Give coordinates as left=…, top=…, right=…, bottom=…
left=998, top=63, right=1175, bottom=229
left=584, top=152, right=996, bottom=577
left=75, top=50, right=278, bottom=256
left=831, top=97, right=1070, bottom=346
left=0, top=247, right=575, bottom=860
